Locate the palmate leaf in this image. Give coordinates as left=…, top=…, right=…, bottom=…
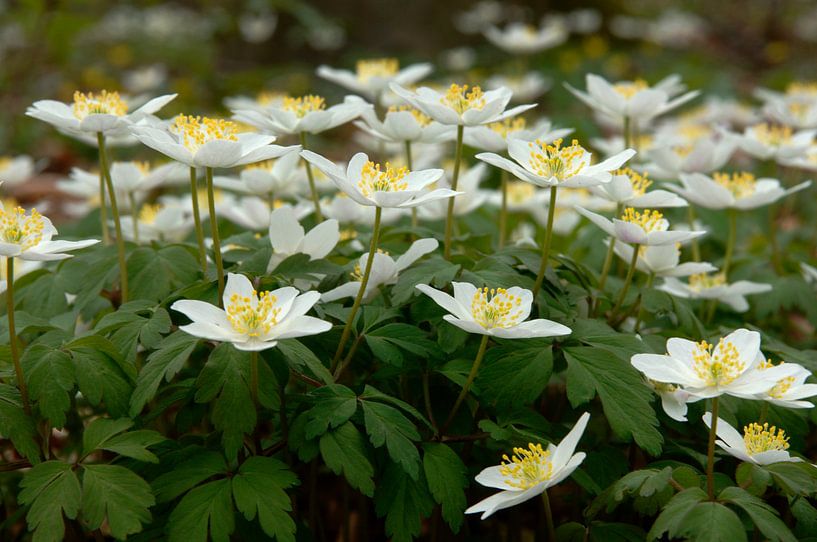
left=476, top=340, right=553, bottom=407
left=319, top=421, right=375, bottom=497
left=422, top=443, right=468, bottom=532
left=21, top=344, right=75, bottom=428
left=66, top=335, right=135, bottom=418
left=0, top=383, right=41, bottom=463
left=302, top=384, right=357, bottom=439
left=365, top=323, right=438, bottom=366
left=720, top=486, right=797, bottom=542
left=152, top=450, right=227, bottom=503
left=374, top=461, right=435, bottom=542
left=276, top=338, right=333, bottom=384
left=81, top=464, right=155, bottom=540
left=18, top=461, right=82, bottom=542
left=361, top=400, right=421, bottom=478
left=231, top=457, right=299, bottom=542
left=130, top=331, right=199, bottom=416
left=127, top=244, right=200, bottom=302
left=167, top=478, right=235, bottom=542
left=82, top=417, right=165, bottom=463
left=94, top=302, right=172, bottom=362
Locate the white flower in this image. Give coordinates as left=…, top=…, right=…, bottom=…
left=630, top=329, right=798, bottom=399
left=415, top=282, right=571, bottom=339
left=27, top=90, right=176, bottom=136
left=647, top=380, right=692, bottom=422
left=659, top=274, right=772, bottom=312
left=466, top=412, right=589, bottom=519
left=224, top=91, right=287, bottom=115
left=478, top=138, right=635, bottom=188
left=0, top=203, right=98, bottom=261
left=484, top=21, right=568, bottom=55
left=214, top=149, right=303, bottom=199
left=590, top=168, right=687, bottom=208
left=233, top=95, right=370, bottom=136
left=755, top=83, right=817, bottom=129
left=576, top=206, right=706, bottom=246
left=267, top=206, right=339, bottom=272
left=216, top=195, right=311, bottom=231
left=320, top=194, right=405, bottom=226
left=389, top=83, right=535, bottom=127
left=120, top=203, right=193, bottom=243
left=702, top=413, right=802, bottom=466
left=667, top=172, right=811, bottom=210
left=643, top=128, right=736, bottom=179
left=317, top=59, right=432, bottom=102
left=736, top=123, right=815, bottom=162
left=131, top=115, right=296, bottom=169
left=0, top=156, right=36, bottom=188
left=613, top=242, right=716, bottom=278
left=565, top=74, right=699, bottom=123
left=464, top=117, right=572, bottom=153
left=754, top=360, right=817, bottom=408
left=322, top=238, right=438, bottom=302
left=300, top=150, right=457, bottom=208
left=170, top=272, right=331, bottom=351
left=354, top=105, right=452, bottom=145
left=486, top=73, right=551, bottom=103
left=417, top=163, right=488, bottom=221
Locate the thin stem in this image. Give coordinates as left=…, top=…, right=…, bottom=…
left=706, top=397, right=719, bottom=500
left=405, top=140, right=418, bottom=232
left=331, top=207, right=382, bottom=372
left=98, top=167, right=110, bottom=245
left=443, top=125, right=464, bottom=260
left=300, top=132, right=324, bottom=223
left=499, top=170, right=508, bottom=249
left=542, top=489, right=557, bottom=542
left=422, top=370, right=439, bottom=434
left=634, top=272, right=655, bottom=332
left=759, top=401, right=769, bottom=424
left=769, top=205, right=783, bottom=274
left=205, top=167, right=225, bottom=301
left=688, top=206, right=701, bottom=262
left=594, top=203, right=624, bottom=316
left=724, top=208, right=737, bottom=279
left=250, top=351, right=259, bottom=408
left=440, top=334, right=490, bottom=435
left=267, top=190, right=275, bottom=209
left=128, top=192, right=139, bottom=243
left=623, top=115, right=631, bottom=150
left=97, top=132, right=129, bottom=303
left=189, top=167, right=207, bottom=273
left=6, top=257, right=31, bottom=416
left=532, top=186, right=558, bottom=298
left=609, top=243, right=640, bottom=320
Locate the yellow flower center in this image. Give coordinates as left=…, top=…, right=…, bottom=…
left=339, top=229, right=357, bottom=242
left=499, top=443, right=554, bottom=490
left=650, top=380, right=679, bottom=393
left=245, top=160, right=275, bottom=172
left=691, top=339, right=745, bottom=386
left=387, top=105, right=431, bottom=127
left=612, top=79, right=648, bottom=99
left=615, top=167, right=652, bottom=196
left=282, top=95, right=326, bottom=118
left=356, top=58, right=399, bottom=82
left=528, top=138, right=587, bottom=181
left=470, top=287, right=524, bottom=329
left=72, top=90, right=128, bottom=119
left=678, top=123, right=711, bottom=141
left=751, top=123, right=793, bottom=146
left=620, top=208, right=665, bottom=233
left=226, top=290, right=281, bottom=338
left=743, top=422, right=789, bottom=455
left=713, top=171, right=757, bottom=199
left=171, top=115, right=239, bottom=153
left=441, top=84, right=485, bottom=114
left=758, top=359, right=796, bottom=399
left=351, top=249, right=389, bottom=280
left=507, top=181, right=536, bottom=204
left=786, top=81, right=817, bottom=97
left=358, top=161, right=409, bottom=196
left=688, top=272, right=727, bottom=291
left=257, top=91, right=287, bottom=106
left=138, top=203, right=162, bottom=225
left=0, top=156, right=11, bottom=171
left=488, top=117, right=526, bottom=138
left=787, top=101, right=812, bottom=120
left=0, top=206, right=45, bottom=249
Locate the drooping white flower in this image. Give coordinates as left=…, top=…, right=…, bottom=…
left=119, top=202, right=193, bottom=243
left=646, top=380, right=692, bottom=422
left=484, top=20, right=568, bottom=55
left=466, top=412, right=589, bottom=519
left=267, top=206, right=339, bottom=272
left=0, top=156, right=36, bottom=188
left=659, top=274, right=772, bottom=312
left=576, top=206, right=706, bottom=246
left=590, top=168, right=687, bottom=208
left=613, top=242, right=716, bottom=278
left=735, top=123, right=815, bottom=162
left=753, top=359, right=817, bottom=409
left=415, top=282, right=571, bottom=339
left=353, top=105, right=452, bottom=145
left=170, top=272, right=331, bottom=351
left=0, top=203, right=98, bottom=260
left=232, top=95, right=371, bottom=136
left=322, top=238, right=438, bottom=302
left=702, top=413, right=802, bottom=466
left=214, top=148, right=303, bottom=199
left=667, top=171, right=810, bottom=210
left=317, top=59, right=432, bottom=103
left=464, top=117, right=572, bottom=153
left=486, top=73, right=551, bottom=103
left=389, top=83, right=535, bottom=127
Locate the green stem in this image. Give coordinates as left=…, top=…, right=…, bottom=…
left=331, top=207, right=382, bottom=372
left=440, top=334, right=489, bottom=435
left=609, top=243, right=640, bottom=320
left=300, top=132, right=323, bottom=223
left=268, top=190, right=275, bottom=210
left=594, top=203, right=623, bottom=315
left=443, top=125, right=464, bottom=260
left=250, top=351, right=259, bottom=408
left=542, top=488, right=557, bottom=542
left=688, top=206, right=701, bottom=262
left=128, top=192, right=139, bottom=243
left=97, top=132, right=129, bottom=304
left=634, top=272, right=655, bottom=332
left=499, top=170, right=508, bottom=249
left=706, top=397, right=719, bottom=501
left=189, top=167, right=207, bottom=273
left=769, top=205, right=783, bottom=274
left=98, top=167, right=110, bottom=245
left=532, top=186, right=558, bottom=298
left=405, top=140, right=418, bottom=232
left=623, top=115, right=631, bottom=150
left=724, top=208, right=737, bottom=279
left=205, top=167, right=225, bottom=302
left=6, top=257, right=31, bottom=416
left=422, top=370, right=439, bottom=434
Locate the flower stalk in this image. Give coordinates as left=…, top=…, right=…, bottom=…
left=498, top=170, right=508, bottom=249
left=609, top=243, right=641, bottom=321
left=97, top=132, right=129, bottom=303
left=724, top=208, right=737, bottom=278
left=594, top=203, right=623, bottom=315
left=444, top=125, right=464, bottom=260
left=189, top=167, right=207, bottom=272
left=128, top=192, right=139, bottom=243
left=541, top=489, right=557, bottom=542
left=98, top=168, right=110, bottom=245
left=300, top=132, right=324, bottom=223
left=5, top=257, right=31, bottom=416
left=204, top=167, right=225, bottom=301
left=440, top=333, right=490, bottom=435
left=706, top=397, right=719, bottom=500
left=405, top=140, right=418, bottom=231
left=532, top=186, right=558, bottom=298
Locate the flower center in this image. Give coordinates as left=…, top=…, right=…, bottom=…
left=786, top=81, right=817, bottom=97
left=688, top=272, right=727, bottom=291
left=650, top=380, right=679, bottom=393
left=282, top=95, right=326, bottom=118
left=358, top=161, right=409, bottom=196
left=507, top=181, right=536, bottom=204
left=713, top=171, right=757, bottom=199
left=138, top=203, right=162, bottom=225
left=226, top=290, right=281, bottom=338
left=245, top=159, right=275, bottom=172
left=171, top=115, right=239, bottom=153
left=257, top=91, right=287, bottom=106
left=387, top=105, right=431, bottom=127
left=351, top=249, right=389, bottom=280
left=615, top=167, right=652, bottom=196
left=691, top=339, right=744, bottom=386
left=499, top=443, right=553, bottom=490
left=356, top=58, right=399, bottom=82
left=489, top=117, right=526, bottom=138
left=528, top=138, right=587, bottom=181
left=441, top=84, right=485, bottom=114
left=758, top=359, right=796, bottom=399
left=72, top=90, right=128, bottom=119
left=751, top=123, right=793, bottom=146
left=0, top=157, right=11, bottom=171
left=470, top=287, right=524, bottom=329
left=620, top=208, right=666, bottom=233
left=612, top=79, right=648, bottom=99
left=0, top=206, right=45, bottom=249
left=743, top=422, right=789, bottom=455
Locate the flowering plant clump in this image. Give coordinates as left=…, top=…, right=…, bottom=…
left=4, top=5, right=817, bottom=542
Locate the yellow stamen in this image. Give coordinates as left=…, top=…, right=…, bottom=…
left=489, top=117, right=526, bottom=138
left=387, top=105, right=431, bottom=127
left=358, top=161, right=409, bottom=196
left=470, top=287, right=524, bottom=329
left=351, top=248, right=389, bottom=280
left=691, top=338, right=745, bottom=386
left=612, top=79, right=648, bottom=98
left=0, top=206, right=45, bottom=250
left=226, top=289, right=281, bottom=338
left=171, top=115, right=239, bottom=153
left=441, top=84, right=485, bottom=114
left=356, top=58, right=399, bottom=82
left=528, top=138, right=587, bottom=181
left=615, top=167, right=652, bottom=196
left=138, top=203, right=162, bottom=224
left=713, top=171, right=757, bottom=199
left=282, top=95, right=326, bottom=118
left=620, top=208, right=665, bottom=233
left=499, top=443, right=554, bottom=490
left=507, top=181, right=536, bottom=204
left=786, top=82, right=817, bottom=97
left=743, top=422, right=789, bottom=455
left=688, top=272, right=727, bottom=291
left=751, top=123, right=793, bottom=146
left=72, top=90, right=127, bottom=120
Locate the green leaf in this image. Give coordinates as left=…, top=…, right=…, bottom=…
left=564, top=346, right=663, bottom=455
left=735, top=462, right=772, bottom=496
left=152, top=450, right=227, bottom=503
left=277, top=338, right=333, bottom=384
left=392, top=256, right=460, bottom=305
left=167, top=478, right=234, bottom=542
left=678, top=502, right=748, bottom=542
left=15, top=270, right=69, bottom=318
left=361, top=400, right=421, bottom=478
left=422, top=443, right=468, bottom=532
left=374, top=461, right=435, bottom=542
left=67, top=335, right=134, bottom=417
left=82, top=418, right=165, bottom=463
left=22, top=344, right=75, bottom=428
left=319, top=422, right=375, bottom=497
left=0, top=384, right=41, bottom=463
left=232, top=456, right=299, bottom=542
left=365, top=324, right=437, bottom=366
left=130, top=331, right=199, bottom=416
left=18, top=461, right=82, bottom=542
left=477, top=341, right=553, bottom=407
left=95, top=304, right=172, bottom=361
left=303, top=384, right=357, bottom=439
left=765, top=462, right=817, bottom=496
left=720, top=486, right=797, bottom=542
left=127, top=244, right=200, bottom=302
left=359, top=385, right=433, bottom=430
left=82, top=418, right=134, bottom=455
left=648, top=487, right=707, bottom=540
left=81, top=464, right=155, bottom=540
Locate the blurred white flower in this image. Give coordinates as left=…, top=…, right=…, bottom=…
left=0, top=155, right=36, bottom=188
left=214, top=149, right=303, bottom=199
left=119, top=202, right=193, bottom=243
left=454, top=1, right=504, bottom=34
left=591, top=168, right=686, bottom=208
left=668, top=172, right=810, bottom=210
left=417, top=162, right=488, bottom=221
left=239, top=10, right=277, bottom=43
left=486, top=73, right=551, bottom=103
left=735, top=123, right=815, bottom=162
left=233, top=95, right=370, bottom=136
left=320, top=194, right=405, bottom=225
left=0, top=203, right=98, bottom=260
left=613, top=242, right=716, bottom=278
left=659, top=273, right=771, bottom=312
left=576, top=207, right=705, bottom=246
left=464, top=117, right=571, bottom=153
left=318, top=59, right=432, bottom=103
left=354, top=105, right=452, bottom=145
left=754, top=359, right=817, bottom=409
left=484, top=20, right=568, bottom=55
left=267, top=206, right=339, bottom=272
